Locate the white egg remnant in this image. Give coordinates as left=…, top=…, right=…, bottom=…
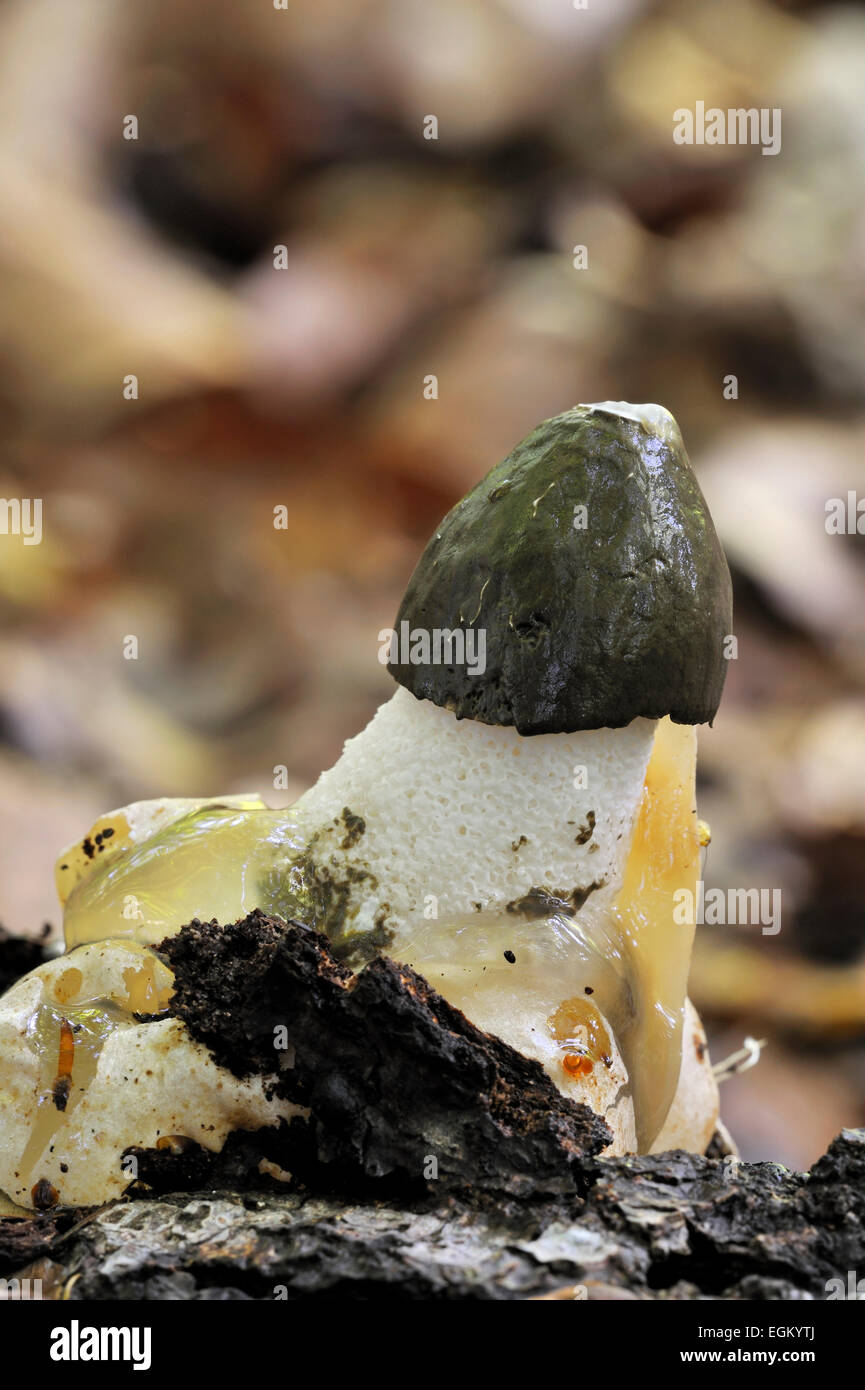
left=290, top=687, right=657, bottom=945
left=0, top=940, right=300, bottom=1208
left=579, top=401, right=684, bottom=448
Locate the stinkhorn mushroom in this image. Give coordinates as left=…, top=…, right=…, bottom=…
left=0, top=402, right=732, bottom=1207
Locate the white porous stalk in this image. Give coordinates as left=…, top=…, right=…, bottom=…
left=295, top=688, right=656, bottom=933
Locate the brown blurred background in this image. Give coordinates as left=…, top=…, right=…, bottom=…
left=1, top=0, right=864, bottom=1169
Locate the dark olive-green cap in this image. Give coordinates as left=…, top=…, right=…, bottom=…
left=387, top=403, right=733, bottom=734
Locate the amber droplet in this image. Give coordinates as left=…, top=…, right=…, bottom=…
left=562, top=1053, right=593, bottom=1078
left=31, top=1178, right=59, bottom=1210
left=155, top=1135, right=195, bottom=1155
left=548, top=996, right=612, bottom=1065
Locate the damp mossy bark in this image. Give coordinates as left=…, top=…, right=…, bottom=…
left=389, top=404, right=732, bottom=734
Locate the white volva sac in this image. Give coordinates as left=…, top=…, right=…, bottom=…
left=0, top=941, right=301, bottom=1208
left=19, top=686, right=718, bottom=1200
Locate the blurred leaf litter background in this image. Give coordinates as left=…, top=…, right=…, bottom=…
left=1, top=0, right=865, bottom=1167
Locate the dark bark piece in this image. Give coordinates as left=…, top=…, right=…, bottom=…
left=0, top=1211, right=72, bottom=1272
left=4, top=1130, right=863, bottom=1300
left=578, top=1132, right=865, bottom=1297
left=157, top=911, right=612, bottom=1198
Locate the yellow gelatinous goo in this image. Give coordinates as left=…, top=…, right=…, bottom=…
left=611, top=716, right=701, bottom=1151
left=548, top=996, right=614, bottom=1077
left=61, top=802, right=307, bottom=950
left=56, top=794, right=268, bottom=910
left=55, top=810, right=132, bottom=908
